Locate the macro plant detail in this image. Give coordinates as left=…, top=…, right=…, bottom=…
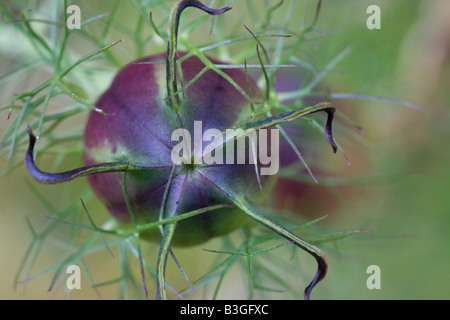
left=1, top=0, right=419, bottom=301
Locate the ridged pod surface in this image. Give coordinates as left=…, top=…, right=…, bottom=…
left=83, top=53, right=273, bottom=246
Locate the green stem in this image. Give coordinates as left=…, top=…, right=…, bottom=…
left=156, top=222, right=177, bottom=300
left=199, top=102, right=337, bottom=163
left=165, top=0, right=231, bottom=113
left=236, top=201, right=327, bottom=300
left=25, top=126, right=163, bottom=184
left=155, top=168, right=189, bottom=300
left=197, top=171, right=328, bottom=300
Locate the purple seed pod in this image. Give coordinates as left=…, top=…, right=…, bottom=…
left=25, top=0, right=337, bottom=300
left=82, top=52, right=269, bottom=246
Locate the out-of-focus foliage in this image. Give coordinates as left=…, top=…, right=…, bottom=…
left=0, top=0, right=449, bottom=300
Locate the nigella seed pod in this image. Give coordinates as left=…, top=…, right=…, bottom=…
left=25, top=0, right=338, bottom=300
left=83, top=52, right=269, bottom=246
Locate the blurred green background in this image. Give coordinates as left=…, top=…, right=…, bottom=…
left=1, top=0, right=449, bottom=300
